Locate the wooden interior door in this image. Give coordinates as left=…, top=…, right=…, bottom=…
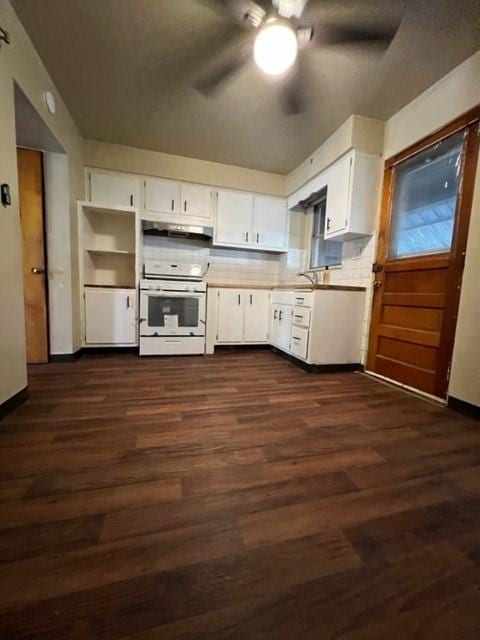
left=367, top=109, right=480, bottom=398
left=17, top=148, right=49, bottom=363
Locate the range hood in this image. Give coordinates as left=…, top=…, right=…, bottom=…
left=142, top=220, right=213, bottom=242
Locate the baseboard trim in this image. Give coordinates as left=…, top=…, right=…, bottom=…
left=214, top=344, right=270, bottom=352
left=0, top=386, right=28, bottom=421
left=448, top=395, right=480, bottom=420
left=271, top=347, right=363, bottom=373
left=50, top=349, right=83, bottom=363
left=83, top=346, right=138, bottom=356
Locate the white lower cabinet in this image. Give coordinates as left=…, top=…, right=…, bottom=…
left=290, top=325, right=309, bottom=360
left=244, top=290, right=270, bottom=342
left=84, top=287, right=137, bottom=345
left=206, top=288, right=270, bottom=351
left=216, top=289, right=244, bottom=343
left=270, top=288, right=366, bottom=365
left=270, top=303, right=292, bottom=352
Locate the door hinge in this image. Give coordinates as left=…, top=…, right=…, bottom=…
left=446, top=362, right=451, bottom=382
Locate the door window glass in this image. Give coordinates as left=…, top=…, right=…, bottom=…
left=389, top=130, right=464, bottom=259
left=148, top=296, right=199, bottom=327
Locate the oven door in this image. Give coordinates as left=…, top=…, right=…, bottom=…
left=140, top=291, right=206, bottom=337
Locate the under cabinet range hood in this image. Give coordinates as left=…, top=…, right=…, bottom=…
left=142, top=220, right=213, bottom=242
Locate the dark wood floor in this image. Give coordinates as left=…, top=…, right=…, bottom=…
left=0, top=350, right=479, bottom=639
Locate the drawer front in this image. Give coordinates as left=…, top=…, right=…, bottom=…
left=293, top=292, right=313, bottom=307
left=292, top=307, right=310, bottom=328
left=290, top=326, right=309, bottom=360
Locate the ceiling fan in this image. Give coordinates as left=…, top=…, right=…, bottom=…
left=195, top=0, right=401, bottom=114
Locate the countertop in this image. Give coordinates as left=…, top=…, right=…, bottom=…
left=207, top=283, right=367, bottom=292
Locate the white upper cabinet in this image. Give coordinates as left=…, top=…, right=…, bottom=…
left=253, top=196, right=288, bottom=251
left=144, top=177, right=181, bottom=215
left=181, top=183, right=213, bottom=219
left=215, top=190, right=254, bottom=246
left=324, top=150, right=381, bottom=241
left=144, top=178, right=214, bottom=220
left=325, top=154, right=352, bottom=237
left=88, top=170, right=140, bottom=208
left=215, top=190, right=288, bottom=252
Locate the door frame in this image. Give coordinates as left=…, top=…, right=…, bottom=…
left=17, top=147, right=51, bottom=363
left=367, top=105, right=480, bottom=397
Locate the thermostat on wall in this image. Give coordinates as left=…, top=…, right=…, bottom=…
left=1, top=183, right=11, bottom=207
left=43, top=90, right=56, bottom=114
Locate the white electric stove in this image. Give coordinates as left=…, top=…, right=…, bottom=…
left=139, top=261, right=207, bottom=356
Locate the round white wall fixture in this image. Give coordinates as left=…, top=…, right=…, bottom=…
left=43, top=90, right=56, bottom=114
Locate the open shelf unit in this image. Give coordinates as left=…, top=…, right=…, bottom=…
left=78, top=201, right=141, bottom=348
left=79, top=202, right=137, bottom=288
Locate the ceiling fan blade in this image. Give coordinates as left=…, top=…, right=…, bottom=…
left=196, top=0, right=267, bottom=28
left=281, top=58, right=308, bottom=115
left=194, top=32, right=254, bottom=96
left=317, top=23, right=399, bottom=50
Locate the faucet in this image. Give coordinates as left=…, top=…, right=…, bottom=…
left=297, top=271, right=317, bottom=286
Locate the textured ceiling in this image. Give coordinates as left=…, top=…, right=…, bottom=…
left=11, top=0, right=480, bottom=174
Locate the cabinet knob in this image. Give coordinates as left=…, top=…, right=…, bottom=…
left=373, top=280, right=383, bottom=289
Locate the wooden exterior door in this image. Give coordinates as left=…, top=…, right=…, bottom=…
left=17, top=148, right=49, bottom=364
left=367, top=108, right=480, bottom=398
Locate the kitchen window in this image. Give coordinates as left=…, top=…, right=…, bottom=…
left=310, top=196, right=343, bottom=269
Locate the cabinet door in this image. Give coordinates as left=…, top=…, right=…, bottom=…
left=85, top=288, right=136, bottom=344
left=269, top=304, right=279, bottom=346
left=324, top=154, right=352, bottom=237
left=253, top=196, right=288, bottom=250
left=89, top=171, right=140, bottom=208
left=181, top=183, right=213, bottom=219
left=144, top=177, right=181, bottom=214
left=216, top=289, right=244, bottom=343
left=244, top=290, right=270, bottom=343
left=215, top=190, right=254, bottom=247
left=277, top=304, right=292, bottom=351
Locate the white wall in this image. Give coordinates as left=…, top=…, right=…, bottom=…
left=44, top=152, right=74, bottom=355
left=84, top=140, right=286, bottom=197
left=0, top=0, right=84, bottom=405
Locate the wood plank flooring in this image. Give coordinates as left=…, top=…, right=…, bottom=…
left=0, top=349, right=479, bottom=638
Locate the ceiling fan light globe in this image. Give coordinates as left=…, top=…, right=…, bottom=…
left=254, top=22, right=298, bottom=76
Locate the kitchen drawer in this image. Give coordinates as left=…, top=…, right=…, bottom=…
left=290, top=325, right=309, bottom=360
left=293, top=292, right=313, bottom=307
left=292, top=307, right=310, bottom=328
left=272, top=290, right=294, bottom=305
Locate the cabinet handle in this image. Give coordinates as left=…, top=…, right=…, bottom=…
left=238, top=294, right=241, bottom=305
left=171, top=199, right=174, bottom=211
left=126, top=295, right=130, bottom=309
left=245, top=231, right=249, bottom=242
left=130, top=194, right=134, bottom=206
left=326, top=217, right=331, bottom=231
left=250, top=294, right=252, bottom=305
left=296, top=297, right=304, bottom=303
left=184, top=201, right=187, bottom=212
left=279, top=310, right=283, bottom=321
left=256, top=232, right=259, bottom=243
left=274, top=309, right=278, bottom=320
left=292, top=336, right=300, bottom=341
left=294, top=314, right=302, bottom=319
